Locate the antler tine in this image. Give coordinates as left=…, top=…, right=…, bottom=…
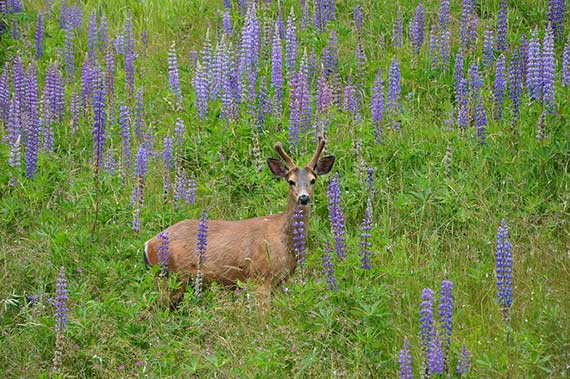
left=308, top=135, right=326, bottom=168
left=274, top=142, right=295, bottom=169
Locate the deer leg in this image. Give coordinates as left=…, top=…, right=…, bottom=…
left=168, top=274, right=190, bottom=310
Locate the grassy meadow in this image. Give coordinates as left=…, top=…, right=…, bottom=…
left=1, top=0, right=569, bottom=377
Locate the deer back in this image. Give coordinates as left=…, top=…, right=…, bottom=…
left=144, top=212, right=296, bottom=286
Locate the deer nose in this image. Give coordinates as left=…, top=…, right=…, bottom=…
left=298, top=194, right=310, bottom=205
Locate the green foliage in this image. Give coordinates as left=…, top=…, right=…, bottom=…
left=1, top=0, right=570, bottom=377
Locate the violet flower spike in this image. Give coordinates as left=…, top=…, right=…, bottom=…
left=399, top=337, right=413, bottom=379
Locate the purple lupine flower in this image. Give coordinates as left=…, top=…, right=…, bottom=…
left=104, top=150, right=117, bottom=176
left=399, top=337, right=413, bottom=379
left=239, top=4, right=261, bottom=109
left=475, top=99, right=487, bottom=145
left=288, top=78, right=300, bottom=148
left=459, top=0, right=474, bottom=49
left=388, top=58, right=402, bottom=130
left=453, top=50, right=465, bottom=95
left=69, top=4, right=83, bottom=30
left=563, top=40, right=570, bottom=87
left=327, top=173, right=347, bottom=260
left=285, top=7, right=297, bottom=72
left=194, top=61, right=209, bottom=121
left=439, top=280, right=453, bottom=370
left=168, top=41, right=182, bottom=102
left=519, top=34, right=529, bottom=88
left=25, top=62, right=40, bottom=179
left=13, top=56, right=26, bottom=113
left=185, top=174, right=197, bottom=205
left=316, top=68, right=332, bottom=115
left=353, top=4, right=363, bottom=30
left=271, top=23, right=283, bottom=115
left=457, top=343, right=470, bottom=374
left=542, top=24, right=556, bottom=112
left=163, top=134, right=173, bottom=194
left=211, top=38, right=225, bottom=101
left=322, top=240, right=337, bottom=290
left=429, top=25, right=440, bottom=70
left=419, top=288, right=435, bottom=376
left=98, top=15, right=108, bottom=54
left=343, top=75, right=359, bottom=120
left=493, top=54, right=507, bottom=121
left=105, top=43, right=115, bottom=119
left=440, top=29, right=451, bottom=69
left=410, top=0, right=425, bottom=54
left=123, top=13, right=135, bottom=97
left=55, top=266, right=69, bottom=334
left=196, top=210, right=208, bottom=266
left=509, top=49, right=523, bottom=122
left=223, top=10, right=232, bottom=36
left=194, top=210, right=209, bottom=297
left=174, top=170, right=186, bottom=209
left=439, top=0, right=450, bottom=30
left=221, top=41, right=239, bottom=122
left=393, top=11, right=403, bottom=48
left=527, top=27, right=542, bottom=100
left=314, top=0, right=326, bottom=32
left=92, top=66, right=106, bottom=172
left=87, top=11, right=97, bottom=62
left=468, top=64, right=483, bottom=104
left=292, top=206, right=306, bottom=267
left=371, top=68, right=385, bottom=141
left=547, top=0, right=566, bottom=39
left=80, top=60, right=95, bottom=108
left=428, top=334, right=444, bottom=376
left=134, top=144, right=148, bottom=184
left=256, top=77, right=270, bottom=132
left=323, top=30, right=339, bottom=76
left=359, top=200, right=373, bottom=269
left=496, top=0, right=508, bottom=51
left=223, top=0, right=231, bottom=10
left=53, top=260, right=68, bottom=372
left=483, top=27, right=495, bottom=69
left=496, top=219, right=513, bottom=321
left=174, top=117, right=185, bottom=151
left=64, top=19, right=74, bottom=80
left=0, top=63, right=9, bottom=123
left=35, top=12, right=44, bottom=60
left=157, top=231, right=170, bottom=276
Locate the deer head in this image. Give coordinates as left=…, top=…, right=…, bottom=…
left=266, top=136, right=335, bottom=206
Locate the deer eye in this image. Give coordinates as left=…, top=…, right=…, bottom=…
left=310, top=178, right=316, bottom=185
left=288, top=180, right=296, bottom=186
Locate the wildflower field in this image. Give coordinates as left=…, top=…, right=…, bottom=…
left=1, top=0, right=569, bottom=377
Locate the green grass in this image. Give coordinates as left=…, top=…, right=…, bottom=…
left=1, top=0, right=570, bottom=377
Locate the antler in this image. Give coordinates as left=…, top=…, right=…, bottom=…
left=308, top=135, right=326, bottom=169
left=274, top=142, right=295, bottom=169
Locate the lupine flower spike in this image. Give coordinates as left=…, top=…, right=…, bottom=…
left=496, top=219, right=513, bottom=321
left=53, top=266, right=69, bottom=372
left=399, top=337, right=413, bottom=379
left=322, top=239, right=337, bottom=290
left=194, top=210, right=209, bottom=298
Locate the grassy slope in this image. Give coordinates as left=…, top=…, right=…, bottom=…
left=1, top=0, right=569, bottom=377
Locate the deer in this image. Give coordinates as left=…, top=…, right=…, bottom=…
left=143, top=137, right=335, bottom=307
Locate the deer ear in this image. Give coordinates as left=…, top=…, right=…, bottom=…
left=314, top=155, right=335, bottom=176
left=267, top=158, right=288, bottom=178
